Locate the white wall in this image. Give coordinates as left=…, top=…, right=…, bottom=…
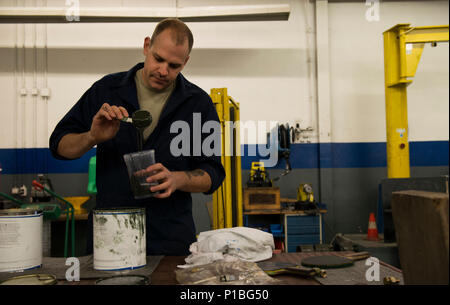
left=0, top=0, right=312, bottom=148
left=0, top=0, right=448, bottom=150
left=328, top=0, right=449, bottom=143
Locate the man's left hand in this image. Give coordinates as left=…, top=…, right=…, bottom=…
left=144, top=163, right=212, bottom=198
left=145, top=163, right=179, bottom=199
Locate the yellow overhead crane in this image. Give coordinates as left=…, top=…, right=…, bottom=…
left=210, top=88, right=243, bottom=229
left=383, top=24, right=449, bottom=178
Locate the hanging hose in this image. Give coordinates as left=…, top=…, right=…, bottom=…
left=32, top=180, right=75, bottom=258
left=271, top=124, right=292, bottom=182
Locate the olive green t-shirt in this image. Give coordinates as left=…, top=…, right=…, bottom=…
left=134, top=68, right=175, bottom=141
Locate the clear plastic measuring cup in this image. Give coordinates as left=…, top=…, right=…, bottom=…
left=123, top=149, right=159, bottom=199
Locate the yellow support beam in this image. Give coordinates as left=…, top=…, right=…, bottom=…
left=210, top=89, right=225, bottom=229
left=383, top=24, right=449, bottom=178
left=229, top=97, right=243, bottom=227
left=384, top=25, right=411, bottom=178
left=222, top=89, right=233, bottom=228
left=210, top=88, right=243, bottom=229
left=403, top=26, right=449, bottom=44
left=405, top=43, right=424, bottom=78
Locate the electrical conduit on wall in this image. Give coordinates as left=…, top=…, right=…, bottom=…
left=10, top=0, right=49, bottom=183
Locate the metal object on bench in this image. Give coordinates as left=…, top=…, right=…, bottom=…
left=95, top=275, right=150, bottom=285
left=383, top=276, right=400, bottom=285
left=258, top=261, right=327, bottom=278
left=314, top=244, right=333, bottom=252
left=297, top=244, right=314, bottom=253
left=331, top=233, right=358, bottom=251
left=301, top=252, right=371, bottom=269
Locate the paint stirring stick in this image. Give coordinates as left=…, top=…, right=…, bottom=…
left=120, top=117, right=133, bottom=123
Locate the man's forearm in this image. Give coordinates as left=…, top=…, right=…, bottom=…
left=57, top=132, right=96, bottom=159
left=174, top=169, right=212, bottom=193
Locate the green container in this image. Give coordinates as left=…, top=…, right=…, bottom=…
left=87, top=156, right=97, bottom=195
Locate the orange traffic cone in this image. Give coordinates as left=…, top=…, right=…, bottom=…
left=366, top=213, right=380, bottom=241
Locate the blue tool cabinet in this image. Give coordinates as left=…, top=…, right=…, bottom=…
left=284, top=214, right=323, bottom=253
left=243, top=211, right=325, bottom=253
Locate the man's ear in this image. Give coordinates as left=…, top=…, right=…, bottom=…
left=143, top=37, right=151, bottom=56
left=183, top=55, right=190, bottom=66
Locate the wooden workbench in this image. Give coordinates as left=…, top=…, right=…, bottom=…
left=57, top=251, right=402, bottom=285
left=150, top=254, right=319, bottom=285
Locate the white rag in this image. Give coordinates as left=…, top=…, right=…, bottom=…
left=177, top=227, right=275, bottom=268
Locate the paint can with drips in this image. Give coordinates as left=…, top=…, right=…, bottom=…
left=0, top=208, right=43, bottom=272
left=93, top=208, right=146, bottom=271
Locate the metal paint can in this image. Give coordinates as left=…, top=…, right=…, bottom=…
left=0, top=274, right=56, bottom=285
left=0, top=208, right=43, bottom=272
left=93, top=207, right=146, bottom=271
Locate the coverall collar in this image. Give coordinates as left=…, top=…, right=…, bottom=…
left=114, top=62, right=193, bottom=120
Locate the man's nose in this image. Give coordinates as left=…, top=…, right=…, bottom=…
left=158, top=63, right=169, bottom=77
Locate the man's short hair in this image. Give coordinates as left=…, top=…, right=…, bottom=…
left=151, top=18, right=194, bottom=54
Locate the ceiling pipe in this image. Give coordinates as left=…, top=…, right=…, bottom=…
left=0, top=4, right=290, bottom=23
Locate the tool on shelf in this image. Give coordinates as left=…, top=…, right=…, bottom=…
left=0, top=191, right=28, bottom=206
left=30, top=174, right=54, bottom=203
left=295, top=183, right=319, bottom=211
left=246, top=162, right=272, bottom=187
left=0, top=191, right=61, bottom=221
left=297, top=183, right=314, bottom=203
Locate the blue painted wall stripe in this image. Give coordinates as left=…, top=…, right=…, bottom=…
left=0, top=148, right=96, bottom=174
left=410, top=141, right=449, bottom=167
left=0, top=141, right=447, bottom=174
left=241, top=141, right=448, bottom=170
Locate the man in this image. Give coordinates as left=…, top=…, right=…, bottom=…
left=50, top=18, right=225, bottom=255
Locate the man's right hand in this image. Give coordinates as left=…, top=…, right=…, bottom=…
left=57, top=103, right=130, bottom=159
left=88, top=103, right=130, bottom=145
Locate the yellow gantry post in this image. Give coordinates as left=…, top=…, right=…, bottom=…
left=210, top=88, right=243, bottom=229
left=210, top=89, right=225, bottom=229
left=222, top=88, right=233, bottom=228
left=229, top=96, right=244, bottom=227
left=383, top=24, right=449, bottom=178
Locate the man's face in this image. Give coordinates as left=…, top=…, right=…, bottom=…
left=142, top=29, right=190, bottom=91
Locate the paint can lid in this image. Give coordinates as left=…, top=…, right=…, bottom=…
left=0, top=208, right=43, bottom=216
left=0, top=274, right=57, bottom=285
left=93, top=207, right=145, bottom=214
left=95, top=275, right=150, bottom=285
left=131, top=110, right=152, bottom=129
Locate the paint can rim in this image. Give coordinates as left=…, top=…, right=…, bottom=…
left=95, top=274, right=150, bottom=285
left=93, top=207, right=145, bottom=214
left=0, top=208, right=43, bottom=217
left=0, top=274, right=57, bottom=285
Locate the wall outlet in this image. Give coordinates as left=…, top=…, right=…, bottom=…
left=40, top=88, right=51, bottom=97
